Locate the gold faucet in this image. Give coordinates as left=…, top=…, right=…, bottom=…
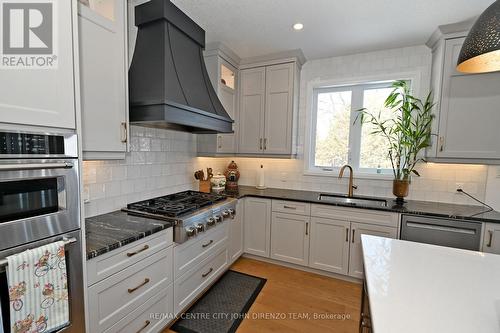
left=338, top=165, right=358, bottom=197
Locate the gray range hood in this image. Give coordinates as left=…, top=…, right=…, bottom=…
left=129, top=0, right=233, bottom=133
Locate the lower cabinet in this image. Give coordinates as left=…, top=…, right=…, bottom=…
left=270, top=212, right=310, bottom=266
left=229, top=200, right=244, bottom=264
left=87, top=231, right=174, bottom=333
left=348, top=222, right=398, bottom=279
left=482, top=223, right=500, bottom=254
left=243, top=198, right=272, bottom=257
left=309, top=217, right=350, bottom=275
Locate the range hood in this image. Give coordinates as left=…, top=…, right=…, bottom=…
left=129, top=0, right=233, bottom=133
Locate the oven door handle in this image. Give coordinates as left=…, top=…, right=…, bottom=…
left=0, top=162, right=73, bottom=171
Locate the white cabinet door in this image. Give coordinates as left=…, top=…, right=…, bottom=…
left=79, top=0, right=128, bottom=159
left=270, top=212, right=310, bottom=266
left=482, top=223, right=500, bottom=254
left=349, top=222, right=398, bottom=279
left=0, top=1, right=76, bottom=129
left=437, top=37, right=500, bottom=159
left=238, top=67, right=265, bottom=154
left=309, top=217, right=350, bottom=275
left=229, top=200, right=244, bottom=264
left=263, top=63, right=294, bottom=155
left=243, top=197, right=271, bottom=257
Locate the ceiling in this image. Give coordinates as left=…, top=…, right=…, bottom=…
left=171, top=0, right=495, bottom=60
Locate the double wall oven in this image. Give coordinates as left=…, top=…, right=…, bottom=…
left=0, top=129, right=85, bottom=332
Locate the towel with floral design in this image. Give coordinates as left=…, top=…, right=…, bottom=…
left=7, top=241, right=69, bottom=333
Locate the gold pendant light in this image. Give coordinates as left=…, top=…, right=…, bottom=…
left=457, top=0, right=500, bottom=73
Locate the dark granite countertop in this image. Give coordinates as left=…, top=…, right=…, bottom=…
left=85, top=211, right=174, bottom=260
left=228, top=185, right=500, bottom=224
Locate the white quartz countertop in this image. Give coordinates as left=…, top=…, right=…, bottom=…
left=361, top=235, right=500, bottom=333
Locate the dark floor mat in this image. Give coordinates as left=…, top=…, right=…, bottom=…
left=171, top=270, right=266, bottom=333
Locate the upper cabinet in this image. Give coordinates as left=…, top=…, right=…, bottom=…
left=198, top=44, right=240, bottom=156
left=427, top=23, right=500, bottom=163
left=239, top=61, right=300, bottom=156
left=78, top=0, right=128, bottom=160
left=0, top=1, right=77, bottom=129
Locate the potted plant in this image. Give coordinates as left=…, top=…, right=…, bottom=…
left=356, top=80, right=434, bottom=204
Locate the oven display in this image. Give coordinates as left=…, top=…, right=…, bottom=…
left=0, top=132, right=64, bottom=155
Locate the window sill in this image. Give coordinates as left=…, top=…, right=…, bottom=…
left=303, top=169, right=395, bottom=181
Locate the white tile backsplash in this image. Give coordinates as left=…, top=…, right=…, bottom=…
left=82, top=126, right=197, bottom=218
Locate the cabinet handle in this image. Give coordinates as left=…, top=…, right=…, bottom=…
left=487, top=230, right=493, bottom=247
left=305, top=222, right=309, bottom=236
left=352, top=229, right=355, bottom=243
left=439, top=136, right=445, bottom=152
left=128, top=278, right=150, bottom=293
left=136, top=320, right=151, bottom=333
left=121, top=122, right=128, bottom=143
left=127, top=244, right=149, bottom=257
left=345, top=228, right=349, bottom=242
left=259, top=138, right=263, bottom=150
left=202, top=267, right=213, bottom=278
left=264, top=138, right=267, bottom=150
left=283, top=205, right=297, bottom=210
left=218, top=135, right=222, bottom=149
left=202, top=240, right=214, bottom=248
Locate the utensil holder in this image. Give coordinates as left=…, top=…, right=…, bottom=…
left=199, top=180, right=211, bottom=193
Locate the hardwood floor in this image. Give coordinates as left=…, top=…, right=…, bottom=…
left=167, top=257, right=362, bottom=333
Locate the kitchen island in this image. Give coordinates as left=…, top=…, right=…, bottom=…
left=361, top=235, right=500, bottom=333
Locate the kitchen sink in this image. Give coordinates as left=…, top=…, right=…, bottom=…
left=318, top=193, right=388, bottom=208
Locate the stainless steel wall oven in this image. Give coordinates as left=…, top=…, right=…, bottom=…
left=0, top=129, right=84, bottom=332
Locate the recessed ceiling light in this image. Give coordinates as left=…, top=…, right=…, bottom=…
left=293, top=23, right=304, bottom=31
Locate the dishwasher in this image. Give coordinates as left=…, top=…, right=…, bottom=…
left=400, top=215, right=482, bottom=251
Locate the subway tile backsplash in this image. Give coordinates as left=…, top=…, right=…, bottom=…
left=82, top=126, right=197, bottom=218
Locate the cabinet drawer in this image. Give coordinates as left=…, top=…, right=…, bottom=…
left=174, top=223, right=228, bottom=279
left=88, top=247, right=173, bottom=333
left=87, top=229, right=173, bottom=286
left=174, top=247, right=228, bottom=315
left=272, top=200, right=311, bottom=216
left=311, top=204, right=399, bottom=228
left=104, top=284, right=174, bottom=333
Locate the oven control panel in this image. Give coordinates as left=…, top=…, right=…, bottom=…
left=0, top=132, right=65, bottom=155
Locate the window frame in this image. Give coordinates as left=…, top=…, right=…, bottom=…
left=304, top=72, right=422, bottom=179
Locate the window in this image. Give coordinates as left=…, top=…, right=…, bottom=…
left=309, top=81, right=403, bottom=175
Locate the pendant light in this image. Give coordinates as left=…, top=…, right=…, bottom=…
left=456, top=0, right=500, bottom=73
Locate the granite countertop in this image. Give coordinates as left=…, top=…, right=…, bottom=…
left=229, top=185, right=500, bottom=223
left=85, top=211, right=174, bottom=260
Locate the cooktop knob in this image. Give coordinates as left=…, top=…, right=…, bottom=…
left=215, top=215, right=223, bottom=223
left=206, top=217, right=216, bottom=227
left=222, top=210, right=230, bottom=219
left=228, top=209, right=236, bottom=218
left=196, top=223, right=205, bottom=232
left=186, top=227, right=197, bottom=238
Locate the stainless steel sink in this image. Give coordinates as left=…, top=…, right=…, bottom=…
left=318, top=193, right=388, bottom=208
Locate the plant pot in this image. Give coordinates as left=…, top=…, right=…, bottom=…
left=393, top=179, right=410, bottom=205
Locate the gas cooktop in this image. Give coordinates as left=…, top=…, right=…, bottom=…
left=124, top=191, right=227, bottom=218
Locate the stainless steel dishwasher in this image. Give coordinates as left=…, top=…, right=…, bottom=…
left=400, top=215, right=482, bottom=251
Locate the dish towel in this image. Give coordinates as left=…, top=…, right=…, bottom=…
left=7, top=241, right=69, bottom=333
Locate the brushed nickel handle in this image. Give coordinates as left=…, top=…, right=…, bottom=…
left=136, top=320, right=151, bottom=333
left=352, top=229, right=355, bottom=243
left=202, top=240, right=214, bottom=248
left=283, top=205, right=297, bottom=210
left=218, top=135, right=222, bottom=149
left=264, top=138, right=267, bottom=150
left=0, top=162, right=73, bottom=171
left=128, top=278, right=150, bottom=293
left=305, top=222, right=309, bottom=236
left=202, top=268, right=213, bottom=278
left=259, top=138, right=263, bottom=150
left=121, top=122, right=128, bottom=143
left=345, top=228, right=349, bottom=242
left=487, top=230, right=494, bottom=247
left=127, top=245, right=149, bottom=257
left=439, top=136, right=444, bottom=152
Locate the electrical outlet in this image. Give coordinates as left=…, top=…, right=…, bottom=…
left=456, top=183, right=464, bottom=191
left=83, top=187, right=90, bottom=203
left=280, top=172, right=288, bottom=182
